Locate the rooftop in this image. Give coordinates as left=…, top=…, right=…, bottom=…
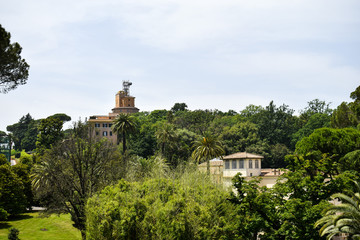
left=222, top=152, right=264, bottom=160
left=198, top=158, right=223, bottom=167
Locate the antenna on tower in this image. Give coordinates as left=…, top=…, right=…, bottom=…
left=122, top=80, right=132, bottom=96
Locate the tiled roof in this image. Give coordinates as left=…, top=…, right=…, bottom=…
left=222, top=152, right=263, bottom=160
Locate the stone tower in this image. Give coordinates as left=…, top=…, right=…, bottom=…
left=111, top=81, right=139, bottom=115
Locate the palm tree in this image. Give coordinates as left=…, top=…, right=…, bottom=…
left=191, top=133, right=225, bottom=174
left=112, top=113, right=137, bottom=154
left=315, top=181, right=360, bottom=240
left=155, top=123, right=176, bottom=155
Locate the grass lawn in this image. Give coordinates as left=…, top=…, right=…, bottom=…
left=0, top=211, right=81, bottom=240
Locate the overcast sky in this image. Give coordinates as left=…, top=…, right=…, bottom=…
left=1, top=0, right=359, bottom=131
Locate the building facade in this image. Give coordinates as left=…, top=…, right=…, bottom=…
left=199, top=152, right=285, bottom=188
left=88, top=81, right=139, bottom=143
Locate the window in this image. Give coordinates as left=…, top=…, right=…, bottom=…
left=95, top=123, right=100, bottom=128
left=232, top=159, right=237, bottom=169
left=109, top=124, right=112, bottom=128
left=225, top=160, right=230, bottom=169
left=103, top=131, right=108, bottom=136
left=103, top=123, right=108, bottom=128
left=110, top=131, right=112, bottom=136
left=249, top=159, right=253, bottom=169
left=255, top=160, right=259, bottom=169
left=239, top=159, right=244, bottom=168
left=95, top=131, right=99, bottom=136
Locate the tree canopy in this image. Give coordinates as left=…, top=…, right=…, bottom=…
left=0, top=24, right=29, bottom=93
left=86, top=170, right=235, bottom=240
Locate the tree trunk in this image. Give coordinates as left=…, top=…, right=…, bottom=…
left=207, top=159, right=210, bottom=175
left=122, top=132, right=126, bottom=154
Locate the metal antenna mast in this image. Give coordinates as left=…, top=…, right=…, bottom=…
left=122, top=80, right=132, bottom=96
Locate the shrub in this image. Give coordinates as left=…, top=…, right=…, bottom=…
left=8, top=227, right=20, bottom=240
left=0, top=154, right=8, bottom=166
left=86, top=170, right=235, bottom=240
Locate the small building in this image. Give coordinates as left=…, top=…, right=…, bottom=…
left=199, top=152, right=285, bottom=188
left=88, top=81, right=139, bottom=143
left=222, top=152, right=263, bottom=188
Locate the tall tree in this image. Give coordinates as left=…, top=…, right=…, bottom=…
left=32, top=122, right=120, bottom=240
left=112, top=113, right=137, bottom=154
left=331, top=85, right=360, bottom=128
left=299, top=99, right=332, bottom=123
left=174, top=110, right=216, bottom=135
left=48, top=113, right=71, bottom=123
left=21, top=120, right=39, bottom=151
left=36, top=117, right=64, bottom=155
left=6, top=113, right=34, bottom=150
left=171, top=102, right=188, bottom=113
left=291, top=113, right=331, bottom=146
left=0, top=24, right=29, bottom=93
left=155, top=122, right=176, bottom=155
left=240, top=104, right=264, bottom=120
left=252, top=101, right=299, bottom=149
left=219, top=121, right=261, bottom=154
left=127, top=114, right=157, bottom=159
left=191, top=133, right=225, bottom=173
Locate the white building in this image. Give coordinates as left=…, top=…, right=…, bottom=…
left=199, top=152, right=285, bottom=188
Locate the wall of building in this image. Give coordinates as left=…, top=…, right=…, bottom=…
left=205, top=158, right=283, bottom=189
left=223, top=159, right=262, bottom=178
left=88, top=118, right=117, bottom=144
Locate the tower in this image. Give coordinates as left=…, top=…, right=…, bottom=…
left=111, top=81, right=139, bottom=115
left=88, top=81, right=140, bottom=144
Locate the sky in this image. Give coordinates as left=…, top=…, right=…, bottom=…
left=0, top=0, right=359, bottom=131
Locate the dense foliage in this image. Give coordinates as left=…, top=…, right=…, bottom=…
left=6, top=113, right=71, bottom=152
left=123, top=99, right=334, bottom=168
left=86, top=169, right=235, bottom=240
left=0, top=24, right=29, bottom=93
left=0, top=162, right=29, bottom=220
left=331, top=86, right=360, bottom=128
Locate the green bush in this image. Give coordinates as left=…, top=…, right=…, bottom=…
left=8, top=227, right=20, bottom=240
left=86, top=170, right=235, bottom=240
left=19, top=151, right=33, bottom=167
left=0, top=154, right=8, bottom=166
left=0, top=165, right=27, bottom=216
left=0, top=208, right=8, bottom=220
left=11, top=149, right=20, bottom=156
